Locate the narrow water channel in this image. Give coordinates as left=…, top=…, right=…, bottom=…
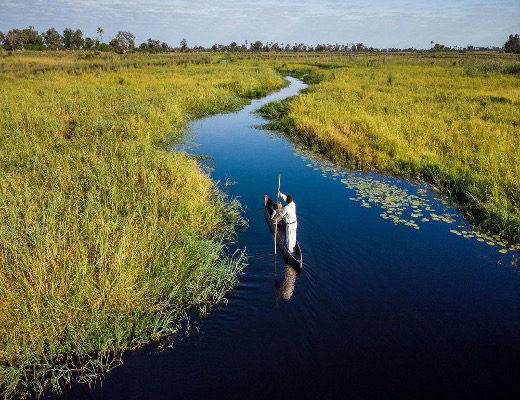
left=66, top=78, right=520, bottom=399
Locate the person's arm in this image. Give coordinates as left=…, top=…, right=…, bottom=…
left=272, top=205, right=286, bottom=221
left=278, top=205, right=288, bottom=219
left=278, top=190, right=287, bottom=202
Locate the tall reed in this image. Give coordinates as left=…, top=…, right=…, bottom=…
left=259, top=54, right=520, bottom=243
left=0, top=54, right=285, bottom=398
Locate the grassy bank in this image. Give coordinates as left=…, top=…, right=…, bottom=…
left=0, top=53, right=285, bottom=398
left=258, top=54, right=520, bottom=244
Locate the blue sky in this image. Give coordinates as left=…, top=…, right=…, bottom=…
left=1, top=0, right=519, bottom=48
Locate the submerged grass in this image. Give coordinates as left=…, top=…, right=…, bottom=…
left=0, top=53, right=285, bottom=398
left=258, top=54, right=520, bottom=243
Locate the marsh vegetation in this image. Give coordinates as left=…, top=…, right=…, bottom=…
left=0, top=50, right=519, bottom=398
left=0, top=52, right=284, bottom=398
left=258, top=52, right=520, bottom=244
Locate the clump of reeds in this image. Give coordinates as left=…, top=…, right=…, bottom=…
left=0, top=54, right=285, bottom=398
left=260, top=54, right=520, bottom=243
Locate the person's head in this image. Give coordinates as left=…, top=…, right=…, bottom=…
left=286, top=195, right=293, bottom=204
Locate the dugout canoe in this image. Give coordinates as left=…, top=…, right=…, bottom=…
left=264, top=195, right=303, bottom=269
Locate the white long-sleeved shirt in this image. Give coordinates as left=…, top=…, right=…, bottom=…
left=278, top=192, right=297, bottom=224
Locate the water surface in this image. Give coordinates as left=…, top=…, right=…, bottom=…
left=66, top=78, right=520, bottom=399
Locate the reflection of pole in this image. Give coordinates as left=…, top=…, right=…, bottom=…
left=274, top=249, right=277, bottom=276
left=274, top=252, right=278, bottom=307
left=274, top=174, right=281, bottom=254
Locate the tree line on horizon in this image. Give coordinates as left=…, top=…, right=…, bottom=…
left=0, top=26, right=519, bottom=54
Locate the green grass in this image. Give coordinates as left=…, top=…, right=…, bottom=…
left=258, top=54, right=520, bottom=244
left=2, top=50, right=519, bottom=398
left=0, top=53, right=285, bottom=398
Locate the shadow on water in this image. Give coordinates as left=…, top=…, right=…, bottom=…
left=63, top=77, right=520, bottom=400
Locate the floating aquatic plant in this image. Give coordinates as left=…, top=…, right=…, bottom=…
left=293, top=145, right=519, bottom=256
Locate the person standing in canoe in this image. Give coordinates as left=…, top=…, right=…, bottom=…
left=276, top=189, right=298, bottom=255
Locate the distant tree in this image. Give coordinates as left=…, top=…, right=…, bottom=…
left=430, top=40, right=434, bottom=49
left=111, top=31, right=135, bottom=53
left=250, top=40, right=262, bottom=52
left=84, top=37, right=95, bottom=49
left=108, top=38, right=118, bottom=49
left=138, top=42, right=148, bottom=51
left=62, top=28, right=73, bottom=48
left=0, top=31, right=5, bottom=45
left=212, top=43, right=227, bottom=52
left=5, top=30, right=17, bottom=50
left=97, top=26, right=104, bottom=43
left=180, top=38, right=188, bottom=52
left=504, top=33, right=520, bottom=54
left=4, top=29, right=24, bottom=50
left=161, top=42, right=169, bottom=51
left=229, top=41, right=238, bottom=52
left=3, top=27, right=44, bottom=50
left=147, top=38, right=161, bottom=52
left=71, top=29, right=84, bottom=48
left=98, top=42, right=110, bottom=51
left=467, top=45, right=474, bottom=51
left=22, top=26, right=44, bottom=48
left=270, top=42, right=281, bottom=52
left=355, top=43, right=366, bottom=51
left=433, top=43, right=446, bottom=52
left=44, top=28, right=62, bottom=49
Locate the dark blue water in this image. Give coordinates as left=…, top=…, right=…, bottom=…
left=66, top=78, right=520, bottom=399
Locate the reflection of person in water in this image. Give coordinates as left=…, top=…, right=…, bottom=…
left=275, top=264, right=299, bottom=302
